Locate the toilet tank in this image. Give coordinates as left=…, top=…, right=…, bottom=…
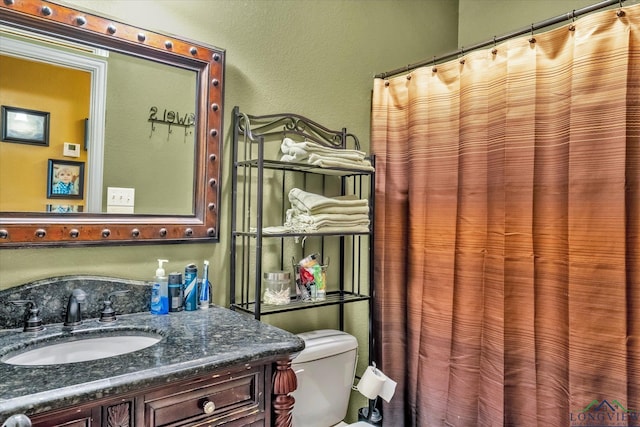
left=291, top=329, right=358, bottom=427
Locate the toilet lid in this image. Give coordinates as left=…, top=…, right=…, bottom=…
left=293, top=330, right=357, bottom=364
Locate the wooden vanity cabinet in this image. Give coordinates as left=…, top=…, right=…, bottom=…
left=28, top=361, right=272, bottom=427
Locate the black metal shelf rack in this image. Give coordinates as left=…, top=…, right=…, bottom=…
left=229, top=106, right=375, bottom=357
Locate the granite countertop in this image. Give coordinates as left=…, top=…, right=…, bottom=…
left=0, top=306, right=305, bottom=419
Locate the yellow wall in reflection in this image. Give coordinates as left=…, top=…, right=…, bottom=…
left=0, top=55, right=89, bottom=212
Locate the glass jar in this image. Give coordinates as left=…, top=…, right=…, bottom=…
left=263, top=271, right=291, bottom=305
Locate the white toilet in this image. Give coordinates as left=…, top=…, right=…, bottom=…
left=290, top=329, right=375, bottom=427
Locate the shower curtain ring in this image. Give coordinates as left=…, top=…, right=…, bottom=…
left=432, top=56, right=437, bottom=73
left=568, top=10, right=576, bottom=31
left=405, top=65, right=413, bottom=80
left=617, top=0, right=626, bottom=17
left=492, top=36, right=498, bottom=55
left=459, top=47, right=465, bottom=64
left=529, top=24, right=537, bottom=44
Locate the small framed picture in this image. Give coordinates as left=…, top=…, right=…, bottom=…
left=1, top=106, right=50, bottom=146
left=47, top=159, right=84, bottom=199
left=46, top=204, right=84, bottom=213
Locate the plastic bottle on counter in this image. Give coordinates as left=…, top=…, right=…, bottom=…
left=168, top=272, right=183, bottom=312
left=184, top=263, right=199, bottom=311
left=150, top=259, right=169, bottom=315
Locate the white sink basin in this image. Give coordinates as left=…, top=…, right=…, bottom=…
left=3, top=335, right=161, bottom=366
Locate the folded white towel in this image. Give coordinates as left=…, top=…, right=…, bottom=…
left=280, top=137, right=375, bottom=172
left=285, top=210, right=369, bottom=228
left=258, top=225, right=292, bottom=234
left=308, top=153, right=374, bottom=171
left=310, top=225, right=371, bottom=233
left=291, top=203, right=370, bottom=215
left=258, top=188, right=371, bottom=234
left=289, top=188, right=368, bottom=214
left=261, top=224, right=371, bottom=234
left=280, top=138, right=310, bottom=161
left=281, top=137, right=367, bottom=160
left=280, top=154, right=300, bottom=162
left=285, top=215, right=370, bottom=233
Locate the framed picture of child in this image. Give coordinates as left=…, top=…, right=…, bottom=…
left=47, top=159, right=84, bottom=200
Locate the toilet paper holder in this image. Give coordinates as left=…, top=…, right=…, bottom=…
left=355, top=362, right=396, bottom=426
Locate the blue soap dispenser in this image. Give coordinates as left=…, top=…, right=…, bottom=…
left=151, top=259, right=169, bottom=314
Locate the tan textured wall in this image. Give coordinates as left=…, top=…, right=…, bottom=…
left=0, top=0, right=458, bottom=296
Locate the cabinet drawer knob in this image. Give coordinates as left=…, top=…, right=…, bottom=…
left=202, top=399, right=216, bottom=414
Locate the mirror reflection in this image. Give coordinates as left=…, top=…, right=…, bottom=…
left=0, top=29, right=197, bottom=216
left=0, top=0, right=223, bottom=246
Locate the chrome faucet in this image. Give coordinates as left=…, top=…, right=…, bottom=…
left=63, top=289, right=87, bottom=327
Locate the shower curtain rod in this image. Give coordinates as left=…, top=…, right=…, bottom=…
left=375, top=0, right=627, bottom=79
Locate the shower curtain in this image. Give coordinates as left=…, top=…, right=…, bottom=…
left=371, top=4, right=639, bottom=426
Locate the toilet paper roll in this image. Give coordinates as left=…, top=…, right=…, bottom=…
left=378, top=372, right=397, bottom=402
left=356, top=365, right=386, bottom=400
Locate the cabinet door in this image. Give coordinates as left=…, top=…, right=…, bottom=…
left=29, top=397, right=133, bottom=427
left=30, top=405, right=99, bottom=427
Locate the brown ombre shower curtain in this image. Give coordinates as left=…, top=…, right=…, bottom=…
left=371, top=5, right=640, bottom=427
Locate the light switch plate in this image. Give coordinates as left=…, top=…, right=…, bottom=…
left=107, top=187, right=135, bottom=207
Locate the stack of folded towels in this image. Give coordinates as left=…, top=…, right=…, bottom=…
left=282, top=188, right=370, bottom=233
left=280, top=137, right=374, bottom=172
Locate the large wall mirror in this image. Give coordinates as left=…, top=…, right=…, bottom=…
left=0, top=0, right=224, bottom=247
